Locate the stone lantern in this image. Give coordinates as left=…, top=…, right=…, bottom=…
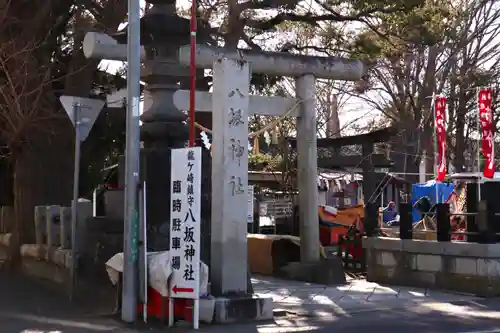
left=114, top=0, right=212, bottom=263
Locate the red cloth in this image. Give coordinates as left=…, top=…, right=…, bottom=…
left=434, top=95, right=447, bottom=181
left=478, top=88, right=495, bottom=178
left=137, top=287, right=193, bottom=322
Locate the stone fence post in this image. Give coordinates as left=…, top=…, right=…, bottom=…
left=33, top=202, right=91, bottom=251
left=45, top=205, right=61, bottom=248
left=60, top=207, right=72, bottom=249
left=34, top=206, right=46, bottom=246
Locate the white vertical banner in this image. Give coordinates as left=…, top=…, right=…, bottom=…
left=169, top=147, right=202, bottom=300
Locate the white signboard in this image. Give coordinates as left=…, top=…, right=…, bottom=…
left=59, top=95, right=105, bottom=141
left=247, top=185, right=254, bottom=223
left=169, top=147, right=202, bottom=300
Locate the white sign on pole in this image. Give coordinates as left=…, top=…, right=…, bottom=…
left=59, top=95, right=104, bottom=300
left=59, top=95, right=105, bottom=141
left=169, top=147, right=201, bottom=300
left=247, top=185, right=254, bottom=224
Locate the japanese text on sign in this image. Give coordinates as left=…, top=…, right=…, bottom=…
left=226, top=88, right=248, bottom=197
left=434, top=95, right=447, bottom=182
left=169, top=147, right=201, bottom=299
left=478, top=88, right=495, bottom=178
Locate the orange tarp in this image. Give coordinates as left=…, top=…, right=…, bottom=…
left=318, top=204, right=364, bottom=227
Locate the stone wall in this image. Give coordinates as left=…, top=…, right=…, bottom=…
left=363, top=237, right=500, bottom=296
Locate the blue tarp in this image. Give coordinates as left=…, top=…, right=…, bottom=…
left=411, top=181, right=455, bottom=223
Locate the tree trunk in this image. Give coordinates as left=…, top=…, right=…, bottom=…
left=0, top=206, right=14, bottom=234
left=7, top=120, right=74, bottom=265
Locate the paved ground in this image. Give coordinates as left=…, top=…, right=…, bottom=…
left=251, top=275, right=480, bottom=317
left=0, top=270, right=123, bottom=333
left=207, top=301, right=500, bottom=333
left=2, top=271, right=500, bottom=333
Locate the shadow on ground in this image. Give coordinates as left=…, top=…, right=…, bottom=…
left=0, top=270, right=125, bottom=332
left=1, top=270, right=500, bottom=333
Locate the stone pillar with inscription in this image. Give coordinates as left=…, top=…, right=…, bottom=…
left=177, top=45, right=364, bottom=270
left=211, top=58, right=250, bottom=296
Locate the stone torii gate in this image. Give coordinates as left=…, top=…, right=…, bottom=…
left=173, top=46, right=364, bottom=294
left=83, top=33, right=364, bottom=299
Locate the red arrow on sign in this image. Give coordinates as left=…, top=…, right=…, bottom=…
left=172, top=285, right=194, bottom=294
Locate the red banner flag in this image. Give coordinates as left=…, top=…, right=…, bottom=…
left=434, top=95, right=447, bottom=182
left=478, top=87, right=495, bottom=178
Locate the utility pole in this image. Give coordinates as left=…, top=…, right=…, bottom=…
left=122, top=0, right=141, bottom=323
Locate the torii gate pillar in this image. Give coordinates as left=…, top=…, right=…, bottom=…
left=295, top=74, right=320, bottom=262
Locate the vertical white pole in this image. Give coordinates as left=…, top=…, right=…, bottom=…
left=193, top=299, right=200, bottom=329
left=168, top=298, right=174, bottom=327
left=142, top=181, right=148, bottom=323
left=92, top=188, right=97, bottom=217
